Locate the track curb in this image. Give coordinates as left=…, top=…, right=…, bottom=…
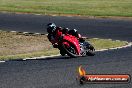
left=10, top=31, right=46, bottom=36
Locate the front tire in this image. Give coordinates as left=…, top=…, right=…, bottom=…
left=62, top=44, right=79, bottom=58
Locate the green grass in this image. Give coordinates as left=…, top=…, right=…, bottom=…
left=0, top=0, right=132, bottom=17
left=0, top=30, right=59, bottom=60
left=0, top=49, right=59, bottom=60
left=0, top=30, right=128, bottom=60
left=87, top=38, right=127, bottom=50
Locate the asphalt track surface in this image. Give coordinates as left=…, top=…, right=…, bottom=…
left=0, top=13, right=132, bottom=88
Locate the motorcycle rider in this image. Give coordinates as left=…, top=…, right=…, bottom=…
left=47, top=23, right=83, bottom=48
left=47, top=23, right=95, bottom=56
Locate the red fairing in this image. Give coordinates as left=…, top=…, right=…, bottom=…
left=54, top=27, right=63, bottom=42
left=62, top=34, right=80, bottom=55
left=62, top=42, right=70, bottom=47
left=52, top=27, right=81, bottom=55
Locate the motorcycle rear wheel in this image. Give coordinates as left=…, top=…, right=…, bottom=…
left=87, top=45, right=95, bottom=56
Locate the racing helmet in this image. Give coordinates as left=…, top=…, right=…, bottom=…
left=47, top=23, right=56, bottom=33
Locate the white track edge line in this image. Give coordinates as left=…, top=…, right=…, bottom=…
left=0, top=61, right=6, bottom=63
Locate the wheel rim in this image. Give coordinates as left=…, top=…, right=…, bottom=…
left=67, top=46, right=77, bottom=54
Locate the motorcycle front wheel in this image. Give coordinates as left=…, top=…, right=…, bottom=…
left=62, top=43, right=80, bottom=58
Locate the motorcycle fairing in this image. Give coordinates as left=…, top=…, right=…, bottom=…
left=62, top=34, right=81, bottom=55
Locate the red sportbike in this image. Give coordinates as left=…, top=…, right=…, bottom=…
left=53, top=29, right=95, bottom=57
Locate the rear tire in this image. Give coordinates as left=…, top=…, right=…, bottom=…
left=87, top=45, right=95, bottom=56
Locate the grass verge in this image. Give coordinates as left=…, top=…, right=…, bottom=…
left=0, top=30, right=128, bottom=60
left=87, top=38, right=128, bottom=50
left=0, top=0, right=132, bottom=17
